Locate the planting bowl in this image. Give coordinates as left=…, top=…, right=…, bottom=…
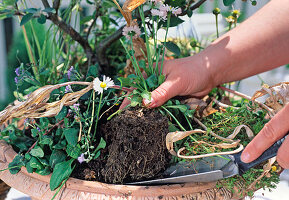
left=0, top=141, right=242, bottom=200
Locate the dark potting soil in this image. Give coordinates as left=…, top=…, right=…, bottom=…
left=72, top=107, right=170, bottom=184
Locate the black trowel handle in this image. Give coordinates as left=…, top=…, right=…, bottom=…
left=233, top=132, right=288, bottom=175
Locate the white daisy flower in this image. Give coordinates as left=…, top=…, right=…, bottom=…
left=93, top=75, right=114, bottom=94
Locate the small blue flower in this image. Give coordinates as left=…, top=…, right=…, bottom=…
left=15, top=67, right=20, bottom=76
left=37, top=127, right=41, bottom=132
left=77, top=153, right=85, bottom=164
left=67, top=66, right=74, bottom=80
left=65, top=85, right=73, bottom=93
left=14, top=77, right=18, bottom=84
left=73, top=103, right=80, bottom=112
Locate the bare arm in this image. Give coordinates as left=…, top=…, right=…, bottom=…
left=206, top=0, right=289, bottom=86
left=146, top=0, right=289, bottom=108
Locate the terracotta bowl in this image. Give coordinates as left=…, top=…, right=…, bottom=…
left=0, top=141, right=240, bottom=200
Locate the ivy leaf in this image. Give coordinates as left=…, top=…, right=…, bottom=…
left=49, top=150, right=67, bottom=168
left=66, top=144, right=81, bottom=159
left=37, top=14, right=46, bottom=24
left=50, top=159, right=74, bottom=191
left=8, top=155, right=24, bottom=174
left=20, top=13, right=34, bottom=26
left=223, top=0, right=235, bottom=6
left=64, top=128, right=79, bottom=146
left=29, top=157, right=43, bottom=170
left=35, top=167, right=51, bottom=176
left=163, top=42, right=181, bottom=56
left=30, top=146, right=44, bottom=158
left=39, top=135, right=53, bottom=146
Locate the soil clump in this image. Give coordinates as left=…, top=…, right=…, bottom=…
left=73, top=107, right=170, bottom=184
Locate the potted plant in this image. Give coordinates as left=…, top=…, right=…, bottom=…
left=0, top=0, right=282, bottom=199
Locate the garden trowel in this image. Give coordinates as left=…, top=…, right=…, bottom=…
left=128, top=133, right=287, bottom=185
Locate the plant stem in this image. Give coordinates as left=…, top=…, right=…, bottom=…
left=92, top=92, right=103, bottom=141
left=139, top=5, right=152, bottom=71
left=161, top=106, right=186, bottom=131
left=215, top=15, right=219, bottom=38
left=160, top=13, right=171, bottom=75
left=87, top=91, right=95, bottom=143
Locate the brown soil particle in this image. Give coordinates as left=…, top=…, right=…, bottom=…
left=101, top=107, right=170, bottom=184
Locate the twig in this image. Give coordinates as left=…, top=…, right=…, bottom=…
left=40, top=0, right=95, bottom=66
left=27, top=118, right=66, bottom=153
left=212, top=98, right=238, bottom=109
left=52, top=0, right=61, bottom=13
left=190, top=0, right=207, bottom=11
left=218, top=86, right=275, bottom=116
left=86, top=0, right=101, bottom=40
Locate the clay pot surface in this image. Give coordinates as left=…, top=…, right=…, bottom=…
left=0, top=141, right=240, bottom=200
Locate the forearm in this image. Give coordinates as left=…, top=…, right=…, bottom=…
left=200, top=0, right=289, bottom=86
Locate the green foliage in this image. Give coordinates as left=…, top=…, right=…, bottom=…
left=50, top=159, right=74, bottom=191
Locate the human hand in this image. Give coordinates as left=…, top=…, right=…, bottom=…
left=241, top=104, right=289, bottom=168
left=143, top=56, right=215, bottom=108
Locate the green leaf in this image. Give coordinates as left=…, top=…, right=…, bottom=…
left=55, top=106, right=67, bottom=121
left=164, top=42, right=181, bottom=56
left=223, top=0, right=235, bottom=6
left=42, top=7, right=56, bottom=14
left=146, top=74, right=158, bottom=89
left=130, top=95, right=142, bottom=107
left=39, top=135, right=53, bottom=146
left=64, top=128, right=79, bottom=146
left=66, top=144, right=81, bottom=159
left=8, top=155, right=24, bottom=174
left=49, top=150, right=67, bottom=168
left=30, top=146, right=44, bottom=158
left=187, top=9, right=193, bottom=17
left=86, top=64, right=99, bottom=78
left=50, top=159, right=74, bottom=191
left=20, top=13, right=34, bottom=26
left=160, top=17, right=184, bottom=28
left=25, top=163, right=34, bottom=173
left=140, top=90, right=151, bottom=101
left=29, top=157, right=43, bottom=170
left=166, top=105, right=188, bottom=113
left=118, top=77, right=131, bottom=87
left=95, top=137, right=106, bottom=152
left=31, top=128, right=39, bottom=137
left=23, top=8, right=39, bottom=14
left=35, top=167, right=51, bottom=175
left=3, top=0, right=16, bottom=6
left=158, top=74, right=165, bottom=85
left=37, top=14, right=46, bottom=24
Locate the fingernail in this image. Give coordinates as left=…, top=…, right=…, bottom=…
left=241, top=152, right=250, bottom=163
left=143, top=97, right=156, bottom=108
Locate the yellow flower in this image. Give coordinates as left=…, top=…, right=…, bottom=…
left=271, top=166, right=277, bottom=172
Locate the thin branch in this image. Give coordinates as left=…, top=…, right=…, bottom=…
left=218, top=86, right=275, bottom=116
left=96, top=26, right=124, bottom=67
left=41, top=0, right=50, bottom=8
left=86, top=0, right=101, bottom=39
left=190, top=0, right=207, bottom=11
left=53, top=0, right=61, bottom=12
